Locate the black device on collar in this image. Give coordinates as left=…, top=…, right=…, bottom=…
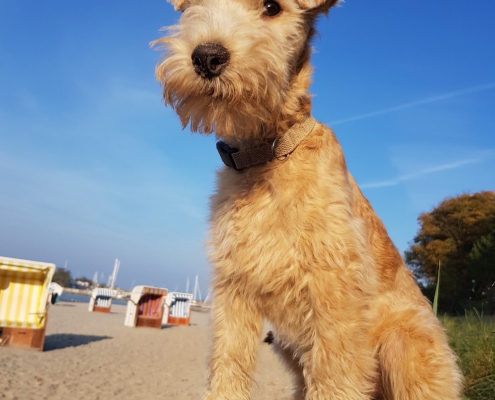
left=216, top=141, right=242, bottom=171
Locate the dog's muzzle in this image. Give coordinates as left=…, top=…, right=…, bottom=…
left=191, top=43, right=230, bottom=80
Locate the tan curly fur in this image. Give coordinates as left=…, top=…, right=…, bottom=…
left=154, top=0, right=464, bottom=399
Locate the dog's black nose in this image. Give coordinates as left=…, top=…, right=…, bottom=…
left=191, top=43, right=230, bottom=80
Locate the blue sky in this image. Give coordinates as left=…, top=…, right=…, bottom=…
left=1, top=0, right=494, bottom=293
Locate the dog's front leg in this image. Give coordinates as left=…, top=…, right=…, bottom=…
left=301, top=328, right=376, bottom=400
left=202, top=286, right=263, bottom=400
left=301, top=289, right=377, bottom=400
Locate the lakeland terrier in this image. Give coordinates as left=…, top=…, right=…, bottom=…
left=154, top=1, right=464, bottom=399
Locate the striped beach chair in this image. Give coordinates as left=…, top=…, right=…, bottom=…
left=88, top=288, right=114, bottom=313
left=0, top=256, right=55, bottom=350
left=124, top=286, right=167, bottom=329
left=164, top=292, right=193, bottom=326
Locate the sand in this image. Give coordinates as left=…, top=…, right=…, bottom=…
left=0, top=301, right=294, bottom=400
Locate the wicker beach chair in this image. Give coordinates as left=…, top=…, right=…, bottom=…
left=163, top=292, right=194, bottom=326
left=124, top=286, right=168, bottom=329
left=88, top=287, right=114, bottom=313
left=0, top=256, right=55, bottom=350
left=49, top=282, right=64, bottom=304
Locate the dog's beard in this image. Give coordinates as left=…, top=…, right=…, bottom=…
left=159, top=59, right=286, bottom=139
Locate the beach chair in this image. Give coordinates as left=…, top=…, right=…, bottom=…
left=0, top=256, right=55, bottom=350
left=49, top=282, right=64, bottom=304
left=124, top=286, right=167, bottom=329
left=163, top=292, right=194, bottom=326
left=88, top=288, right=114, bottom=313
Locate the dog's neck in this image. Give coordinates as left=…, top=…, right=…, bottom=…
left=216, top=114, right=316, bottom=171
left=221, top=112, right=311, bottom=150
left=215, top=44, right=316, bottom=172
left=220, top=56, right=314, bottom=145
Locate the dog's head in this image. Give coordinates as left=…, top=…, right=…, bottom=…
left=154, top=0, right=340, bottom=140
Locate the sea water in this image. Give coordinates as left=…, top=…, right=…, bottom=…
left=59, top=292, right=127, bottom=306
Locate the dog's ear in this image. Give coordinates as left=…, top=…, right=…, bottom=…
left=297, top=0, right=341, bottom=11
left=168, top=0, right=187, bottom=12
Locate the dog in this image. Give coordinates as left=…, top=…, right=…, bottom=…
left=154, top=0, right=464, bottom=398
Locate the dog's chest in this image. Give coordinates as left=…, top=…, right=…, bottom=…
left=209, top=166, right=334, bottom=294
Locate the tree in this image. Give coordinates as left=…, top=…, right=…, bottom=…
left=52, top=267, right=72, bottom=288
left=468, top=225, right=495, bottom=313
left=405, top=191, right=495, bottom=314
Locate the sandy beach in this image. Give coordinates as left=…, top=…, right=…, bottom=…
left=0, top=301, right=293, bottom=400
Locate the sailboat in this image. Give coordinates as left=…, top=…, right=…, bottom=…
left=190, top=275, right=211, bottom=312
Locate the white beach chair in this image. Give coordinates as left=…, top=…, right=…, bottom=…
left=88, top=287, right=114, bottom=313
left=49, top=282, right=64, bottom=304
left=163, top=292, right=193, bottom=326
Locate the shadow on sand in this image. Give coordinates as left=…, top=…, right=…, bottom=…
left=43, top=334, right=112, bottom=351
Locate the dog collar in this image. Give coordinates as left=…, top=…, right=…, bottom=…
left=216, top=116, right=316, bottom=171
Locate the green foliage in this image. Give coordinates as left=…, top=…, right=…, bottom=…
left=468, top=226, right=495, bottom=314
left=52, top=267, right=72, bottom=287
left=405, top=191, right=495, bottom=314
left=442, top=314, right=495, bottom=400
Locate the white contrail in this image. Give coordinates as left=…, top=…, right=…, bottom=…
left=330, top=82, right=495, bottom=126
left=361, top=158, right=483, bottom=189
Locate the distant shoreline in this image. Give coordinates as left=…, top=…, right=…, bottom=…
left=63, top=287, right=91, bottom=296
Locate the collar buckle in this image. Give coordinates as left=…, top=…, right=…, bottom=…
left=216, top=141, right=242, bottom=171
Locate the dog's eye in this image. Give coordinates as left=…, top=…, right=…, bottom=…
left=263, top=0, right=281, bottom=17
